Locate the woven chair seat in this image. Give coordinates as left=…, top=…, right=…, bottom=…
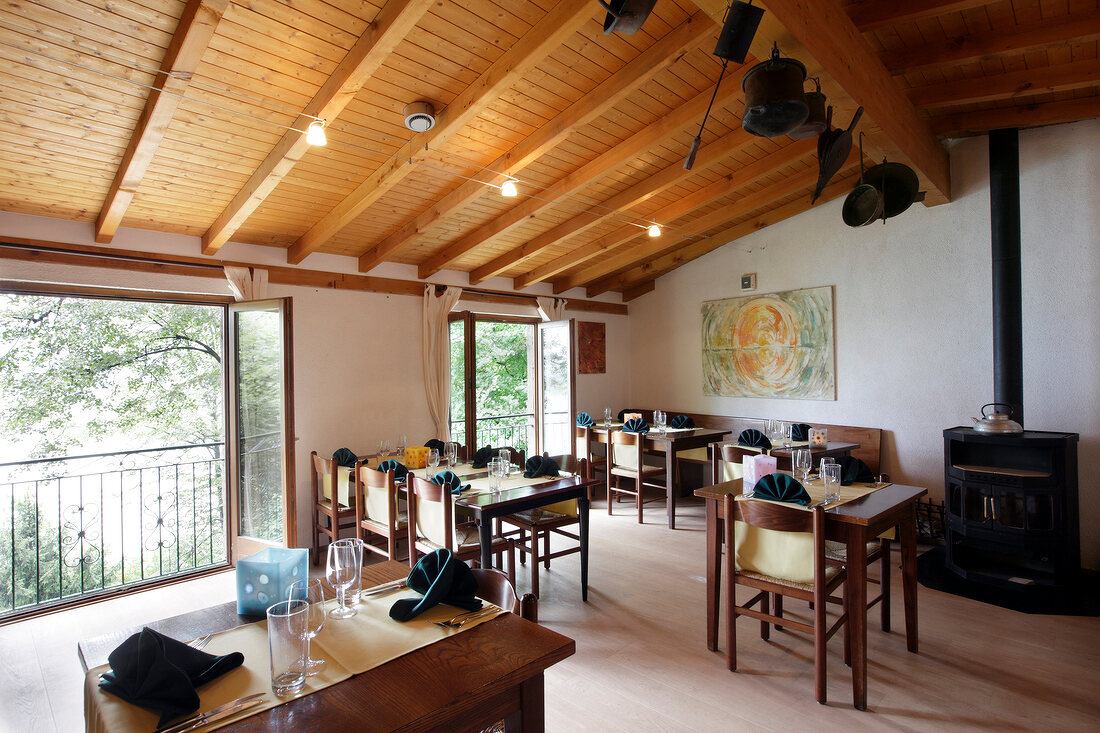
left=738, top=564, right=842, bottom=592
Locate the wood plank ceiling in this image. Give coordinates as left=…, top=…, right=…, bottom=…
left=1, top=0, right=1097, bottom=300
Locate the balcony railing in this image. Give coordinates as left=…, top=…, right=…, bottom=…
left=0, top=443, right=229, bottom=620
left=449, top=410, right=572, bottom=457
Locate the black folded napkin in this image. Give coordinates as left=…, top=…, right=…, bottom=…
left=431, top=470, right=469, bottom=494
left=389, top=548, right=482, bottom=622
left=837, top=455, right=875, bottom=486
left=753, top=473, right=812, bottom=506
left=424, top=438, right=445, bottom=453
left=99, top=627, right=244, bottom=726
left=332, top=447, right=357, bottom=468
left=523, top=455, right=560, bottom=478
left=789, top=423, right=813, bottom=441
left=575, top=411, right=595, bottom=427
left=669, top=414, right=695, bottom=429
left=622, top=417, right=649, bottom=434
left=737, top=428, right=772, bottom=450
left=375, top=459, right=409, bottom=480
left=471, top=445, right=495, bottom=469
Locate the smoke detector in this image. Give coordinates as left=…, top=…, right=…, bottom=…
left=403, top=101, right=436, bottom=132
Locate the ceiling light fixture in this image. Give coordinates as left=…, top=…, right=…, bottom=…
left=306, top=120, right=327, bottom=145
left=500, top=179, right=518, bottom=197
left=648, top=224, right=662, bottom=237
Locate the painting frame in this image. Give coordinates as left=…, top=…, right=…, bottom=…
left=577, top=321, right=606, bottom=374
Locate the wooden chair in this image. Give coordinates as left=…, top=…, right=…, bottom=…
left=499, top=455, right=587, bottom=598
left=406, top=475, right=515, bottom=585
left=470, top=567, right=537, bottom=621
left=310, top=451, right=358, bottom=565
left=607, top=430, right=667, bottom=523
left=575, top=425, right=605, bottom=484
left=723, top=494, right=850, bottom=704
left=710, top=442, right=764, bottom=485
left=353, top=461, right=407, bottom=561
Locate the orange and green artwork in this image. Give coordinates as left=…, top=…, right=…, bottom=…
left=701, top=286, right=835, bottom=399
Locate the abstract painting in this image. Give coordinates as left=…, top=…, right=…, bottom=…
left=577, top=321, right=606, bottom=374
left=701, top=286, right=835, bottom=399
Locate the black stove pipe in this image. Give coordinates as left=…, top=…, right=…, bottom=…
left=989, top=128, right=1023, bottom=427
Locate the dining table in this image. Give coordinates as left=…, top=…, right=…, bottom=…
left=455, top=472, right=602, bottom=601
left=593, top=426, right=732, bottom=529
left=694, top=479, right=927, bottom=710
left=80, top=560, right=575, bottom=732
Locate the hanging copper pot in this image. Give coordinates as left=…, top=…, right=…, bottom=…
left=863, top=160, right=923, bottom=218
left=788, top=78, right=827, bottom=139
left=741, top=43, right=809, bottom=137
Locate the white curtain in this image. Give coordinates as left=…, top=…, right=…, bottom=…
left=224, top=266, right=269, bottom=301
left=535, top=295, right=567, bottom=322
left=422, top=284, right=463, bottom=440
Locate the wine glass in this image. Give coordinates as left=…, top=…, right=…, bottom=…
left=793, top=448, right=812, bottom=483
left=427, top=448, right=440, bottom=469
left=497, top=447, right=511, bottom=475
left=287, top=578, right=326, bottom=674
left=604, top=407, right=613, bottom=426
left=326, top=540, right=358, bottom=619
left=378, top=439, right=392, bottom=460
left=447, top=441, right=458, bottom=467
left=395, top=434, right=406, bottom=458
left=654, top=409, right=667, bottom=434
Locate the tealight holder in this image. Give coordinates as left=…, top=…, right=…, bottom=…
left=810, top=428, right=828, bottom=448
left=237, top=547, right=308, bottom=616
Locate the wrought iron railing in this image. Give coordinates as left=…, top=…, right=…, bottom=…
left=0, top=443, right=230, bottom=619
left=449, top=411, right=573, bottom=457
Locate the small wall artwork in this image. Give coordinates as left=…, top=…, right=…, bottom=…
left=701, top=286, right=835, bottom=400
left=577, top=321, right=606, bottom=374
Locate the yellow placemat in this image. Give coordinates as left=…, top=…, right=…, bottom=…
left=84, top=586, right=505, bottom=733
left=409, top=463, right=488, bottom=481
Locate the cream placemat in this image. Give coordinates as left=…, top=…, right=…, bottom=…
left=84, top=586, right=505, bottom=733
left=742, top=478, right=890, bottom=510
left=409, top=463, right=488, bottom=481
left=461, top=470, right=575, bottom=497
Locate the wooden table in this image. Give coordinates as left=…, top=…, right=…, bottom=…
left=694, top=481, right=927, bottom=710
left=80, top=561, right=575, bottom=732
left=594, top=427, right=731, bottom=529
left=456, top=475, right=600, bottom=601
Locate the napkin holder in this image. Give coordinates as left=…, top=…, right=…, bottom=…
left=742, top=454, right=777, bottom=496
left=404, top=446, right=430, bottom=469
left=237, top=547, right=308, bottom=615
left=809, top=428, right=828, bottom=447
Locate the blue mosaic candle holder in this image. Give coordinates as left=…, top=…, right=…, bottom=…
left=236, top=547, right=308, bottom=616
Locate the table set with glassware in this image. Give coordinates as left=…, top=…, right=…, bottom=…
left=81, top=553, right=575, bottom=733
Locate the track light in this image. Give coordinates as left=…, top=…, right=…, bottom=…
left=500, top=179, right=518, bottom=197
left=306, top=120, right=327, bottom=146
left=648, top=224, right=661, bottom=237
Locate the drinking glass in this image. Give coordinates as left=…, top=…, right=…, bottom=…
left=819, top=456, right=837, bottom=475
left=378, top=439, right=392, bottom=459
left=497, top=447, right=511, bottom=475
left=793, top=448, right=812, bottom=483
left=287, top=578, right=326, bottom=675
left=654, top=409, right=667, bottom=434
left=488, top=457, right=505, bottom=493
left=447, top=441, right=458, bottom=467
left=267, top=600, right=307, bottom=696
left=822, top=462, right=842, bottom=503
left=604, top=407, right=613, bottom=426
left=785, top=422, right=796, bottom=448
left=427, top=448, right=440, bottom=469
left=345, top=536, right=364, bottom=604
left=395, top=434, right=406, bottom=457
left=326, top=540, right=358, bottom=619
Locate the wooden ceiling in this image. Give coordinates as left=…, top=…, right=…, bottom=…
left=1, top=0, right=1097, bottom=300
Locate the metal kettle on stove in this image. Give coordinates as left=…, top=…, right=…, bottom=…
left=972, top=403, right=1023, bottom=434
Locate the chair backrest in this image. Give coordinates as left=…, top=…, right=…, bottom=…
left=407, top=475, right=459, bottom=550
left=311, top=450, right=336, bottom=503
left=545, top=453, right=587, bottom=478
left=470, top=568, right=537, bottom=622
left=574, top=425, right=593, bottom=463
left=355, top=462, right=397, bottom=524
left=724, top=494, right=823, bottom=586
left=711, top=442, right=760, bottom=484
left=609, top=429, right=644, bottom=470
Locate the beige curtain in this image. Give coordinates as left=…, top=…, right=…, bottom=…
left=535, top=295, right=567, bottom=322
left=422, top=285, right=463, bottom=440
left=224, top=266, right=269, bottom=301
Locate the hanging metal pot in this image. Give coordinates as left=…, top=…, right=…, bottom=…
left=599, top=0, right=657, bottom=35
left=863, top=160, right=923, bottom=218
left=788, top=78, right=827, bottom=139
left=741, top=43, right=809, bottom=137
left=842, top=133, right=882, bottom=227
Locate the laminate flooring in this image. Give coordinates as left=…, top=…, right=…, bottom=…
left=2, top=495, right=1098, bottom=732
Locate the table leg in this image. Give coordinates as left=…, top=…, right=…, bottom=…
left=478, top=514, right=493, bottom=571
left=705, top=498, right=720, bottom=651
left=666, top=447, right=676, bottom=529
left=899, top=502, right=919, bottom=653
left=848, top=524, right=869, bottom=710
left=510, top=671, right=545, bottom=733
left=579, top=494, right=590, bottom=602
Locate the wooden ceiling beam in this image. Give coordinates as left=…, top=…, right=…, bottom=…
left=357, top=12, right=717, bottom=273
left=846, top=0, right=997, bottom=33
left=610, top=170, right=860, bottom=297
left=539, top=138, right=815, bottom=292
left=752, top=0, right=950, bottom=203
left=94, top=0, right=228, bottom=244
left=881, top=13, right=1100, bottom=76
left=287, top=0, right=596, bottom=265
left=932, top=97, right=1100, bottom=137
left=420, top=79, right=743, bottom=281
left=503, top=127, right=760, bottom=289
left=908, top=59, right=1100, bottom=110
left=621, top=280, right=655, bottom=301
left=199, top=0, right=435, bottom=255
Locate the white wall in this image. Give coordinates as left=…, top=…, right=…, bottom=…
left=0, top=212, right=630, bottom=547
left=626, top=119, right=1100, bottom=568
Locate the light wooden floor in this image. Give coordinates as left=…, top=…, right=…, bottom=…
left=3, top=495, right=1098, bottom=732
